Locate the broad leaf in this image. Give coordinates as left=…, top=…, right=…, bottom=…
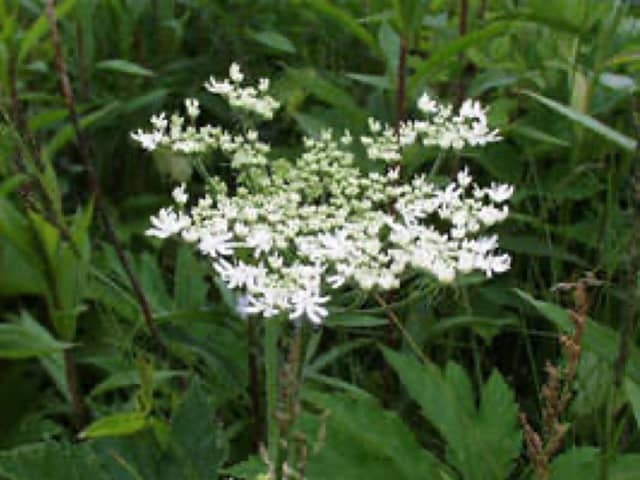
left=383, top=348, right=521, bottom=480
left=302, top=391, right=449, bottom=480
left=80, top=412, right=148, bottom=439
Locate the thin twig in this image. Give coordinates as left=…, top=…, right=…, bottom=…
left=45, top=0, right=164, bottom=352
left=374, top=293, right=427, bottom=364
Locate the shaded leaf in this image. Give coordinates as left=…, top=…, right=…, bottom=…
left=521, top=90, right=637, bottom=152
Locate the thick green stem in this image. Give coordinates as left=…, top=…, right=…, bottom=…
left=264, top=317, right=282, bottom=477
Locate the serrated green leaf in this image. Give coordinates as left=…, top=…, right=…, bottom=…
left=0, top=442, right=109, bottom=480
left=169, top=380, right=228, bottom=478
left=383, top=348, right=521, bottom=480
left=0, top=312, right=72, bottom=359
left=302, top=391, right=449, bottom=479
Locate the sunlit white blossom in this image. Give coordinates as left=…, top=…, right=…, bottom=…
left=134, top=65, right=513, bottom=325
left=146, top=208, right=190, bottom=238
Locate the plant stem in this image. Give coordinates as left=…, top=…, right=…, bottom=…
left=456, top=0, right=470, bottom=106
left=248, top=317, right=263, bottom=450
left=264, top=317, right=282, bottom=478
left=374, top=293, right=427, bottom=363
left=45, top=0, right=164, bottom=353
left=394, top=36, right=408, bottom=132
left=63, top=349, right=86, bottom=429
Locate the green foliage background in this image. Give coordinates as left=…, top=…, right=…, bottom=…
left=0, top=0, right=638, bottom=478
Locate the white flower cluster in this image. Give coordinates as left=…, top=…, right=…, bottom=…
left=205, top=63, right=280, bottom=119
left=132, top=65, right=513, bottom=325
left=358, top=93, right=500, bottom=163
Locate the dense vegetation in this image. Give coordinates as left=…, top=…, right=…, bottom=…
left=0, top=1, right=638, bottom=479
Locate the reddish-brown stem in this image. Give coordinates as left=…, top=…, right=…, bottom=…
left=45, top=0, right=164, bottom=352
left=394, top=36, right=408, bottom=132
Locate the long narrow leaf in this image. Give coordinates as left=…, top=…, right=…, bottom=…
left=521, top=90, right=637, bottom=152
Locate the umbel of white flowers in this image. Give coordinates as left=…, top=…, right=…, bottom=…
left=132, top=63, right=513, bottom=325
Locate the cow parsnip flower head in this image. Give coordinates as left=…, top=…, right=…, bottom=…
left=132, top=63, right=513, bottom=325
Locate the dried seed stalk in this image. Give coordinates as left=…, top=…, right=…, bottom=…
left=521, top=278, right=591, bottom=480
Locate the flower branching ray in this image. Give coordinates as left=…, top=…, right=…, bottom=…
left=132, top=63, right=513, bottom=324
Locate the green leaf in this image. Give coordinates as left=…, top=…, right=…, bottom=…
left=304, top=0, right=379, bottom=53
left=90, top=370, right=186, bottom=397
left=18, top=0, right=77, bottom=64
left=0, top=442, right=109, bottom=480
left=302, top=391, right=449, bottom=479
left=624, top=378, right=640, bottom=428
left=305, top=339, right=374, bottom=373
left=550, top=447, right=599, bottom=480
left=515, top=290, right=640, bottom=384
left=222, top=456, right=267, bottom=478
left=521, top=90, right=637, bottom=152
left=325, top=312, right=387, bottom=327
left=286, top=67, right=367, bottom=123
left=427, top=316, right=518, bottom=344
left=409, top=21, right=510, bottom=96
left=0, top=312, right=72, bottom=359
left=383, top=348, right=521, bottom=480
left=43, top=101, right=121, bottom=159
left=610, top=455, right=640, bottom=479
left=95, top=59, right=155, bottom=77
left=173, top=246, right=208, bottom=311
left=345, top=72, right=391, bottom=90
left=250, top=30, right=296, bottom=53
left=169, top=380, right=228, bottom=478
left=378, top=22, right=400, bottom=74
left=80, top=412, right=148, bottom=439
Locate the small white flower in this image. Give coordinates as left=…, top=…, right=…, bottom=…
left=185, top=98, right=200, bottom=119
left=289, top=289, right=329, bottom=325
left=146, top=208, right=190, bottom=238
left=457, top=167, right=473, bottom=188
left=486, top=183, right=514, bottom=203
left=229, top=63, right=244, bottom=83
left=258, top=78, right=270, bottom=92
left=417, top=93, right=438, bottom=114
left=172, top=183, right=188, bottom=205
left=131, top=129, right=162, bottom=151
left=198, top=231, right=235, bottom=257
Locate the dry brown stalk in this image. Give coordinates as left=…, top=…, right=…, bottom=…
left=520, top=277, right=593, bottom=480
